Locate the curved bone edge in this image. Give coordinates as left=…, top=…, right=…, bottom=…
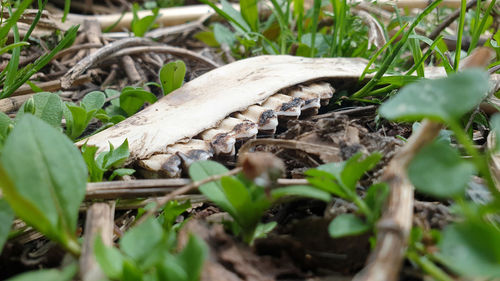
left=78, top=56, right=369, bottom=161
left=262, top=94, right=304, bottom=118
left=138, top=153, right=182, bottom=178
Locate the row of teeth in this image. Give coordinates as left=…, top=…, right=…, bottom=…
left=138, top=82, right=335, bottom=178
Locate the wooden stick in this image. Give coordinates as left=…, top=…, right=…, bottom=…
left=85, top=178, right=308, bottom=199
left=10, top=75, right=91, bottom=97
left=79, top=201, right=115, bottom=281
left=353, top=120, right=443, bottom=281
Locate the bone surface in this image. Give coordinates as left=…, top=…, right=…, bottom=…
left=78, top=56, right=369, bottom=161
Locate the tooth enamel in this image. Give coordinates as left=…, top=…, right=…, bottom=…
left=262, top=94, right=303, bottom=118
left=300, top=82, right=335, bottom=106
left=138, top=153, right=182, bottom=178
left=235, top=105, right=278, bottom=132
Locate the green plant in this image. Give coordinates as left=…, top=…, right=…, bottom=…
left=63, top=91, right=106, bottom=140
left=0, top=18, right=78, bottom=98
left=0, top=114, right=87, bottom=256
left=81, top=139, right=135, bottom=182
left=380, top=69, right=500, bottom=279
left=95, top=217, right=207, bottom=281
left=305, top=152, right=389, bottom=237
left=5, top=263, right=77, bottom=281
left=197, top=0, right=371, bottom=58
left=131, top=3, right=159, bottom=37
left=189, top=160, right=331, bottom=244
left=159, top=60, right=186, bottom=95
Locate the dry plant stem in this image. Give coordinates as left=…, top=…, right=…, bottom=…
left=80, top=201, right=115, bottom=281
left=11, top=74, right=91, bottom=97
left=309, top=105, right=377, bottom=120
left=354, top=120, right=443, bottom=281
left=122, top=55, right=142, bottom=84
left=0, top=94, right=33, bottom=113
left=61, top=37, right=157, bottom=89
left=109, top=46, right=220, bottom=68
left=52, top=43, right=103, bottom=60
left=420, top=0, right=476, bottom=49
left=85, top=178, right=308, bottom=199
left=238, top=138, right=340, bottom=156
left=66, top=5, right=220, bottom=32
left=134, top=167, right=242, bottom=226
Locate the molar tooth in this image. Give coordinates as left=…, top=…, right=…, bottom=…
left=289, top=88, right=321, bottom=116
left=235, top=105, right=278, bottom=134
left=169, top=139, right=214, bottom=170
left=300, top=82, right=335, bottom=106
left=262, top=93, right=303, bottom=119
left=137, top=139, right=213, bottom=178
left=201, top=129, right=236, bottom=155
left=220, top=117, right=258, bottom=140
left=201, top=117, right=259, bottom=155
left=138, top=153, right=182, bottom=178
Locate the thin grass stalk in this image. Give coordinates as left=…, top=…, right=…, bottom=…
left=351, top=0, right=443, bottom=99
left=358, top=24, right=408, bottom=82
left=310, top=0, right=321, bottom=57
left=468, top=0, right=496, bottom=54
left=406, top=35, right=445, bottom=75
left=23, top=0, right=47, bottom=41
left=4, top=7, right=21, bottom=91
left=454, top=0, right=467, bottom=70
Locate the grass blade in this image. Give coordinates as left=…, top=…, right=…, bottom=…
left=351, top=0, right=443, bottom=99
left=454, top=0, right=467, bottom=70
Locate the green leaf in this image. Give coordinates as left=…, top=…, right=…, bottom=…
left=64, top=104, right=91, bottom=140
left=108, top=168, right=135, bottom=181
left=158, top=254, right=187, bottom=281
left=0, top=199, right=14, bottom=252
left=0, top=112, right=13, bottom=149
left=490, top=114, right=500, bottom=151
left=17, top=92, right=62, bottom=128
left=94, top=235, right=124, bottom=280
left=81, top=143, right=105, bottom=182
left=271, top=185, right=332, bottom=202
left=0, top=115, right=86, bottom=254
left=120, top=218, right=163, bottom=262
left=213, top=23, right=236, bottom=47
left=364, top=183, right=389, bottom=221
left=101, top=139, right=130, bottom=170
left=131, top=6, right=159, bottom=37
left=408, top=141, right=475, bottom=198
left=220, top=176, right=252, bottom=219
left=122, top=259, right=143, bottom=281
left=305, top=169, right=347, bottom=198
left=253, top=221, right=277, bottom=240
left=159, top=61, right=186, bottom=96
left=189, top=160, right=233, bottom=212
left=328, top=213, right=370, bottom=238
left=340, top=152, right=382, bottom=190
left=221, top=0, right=252, bottom=33
left=194, top=31, right=219, bottom=47
left=379, top=70, right=490, bottom=123
left=119, top=87, right=157, bottom=116
left=159, top=200, right=191, bottom=230
left=177, top=234, right=208, bottom=281
left=6, top=263, right=77, bottom=281
left=439, top=220, right=500, bottom=278
left=240, top=0, right=259, bottom=32
left=81, top=91, right=106, bottom=112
